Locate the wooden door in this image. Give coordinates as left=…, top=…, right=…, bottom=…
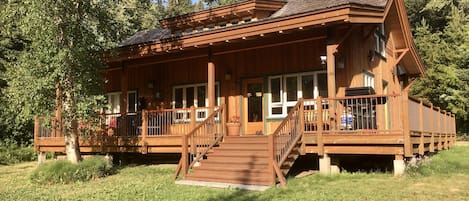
left=242, top=78, right=264, bottom=135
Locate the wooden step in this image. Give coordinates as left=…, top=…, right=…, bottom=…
left=191, top=168, right=271, bottom=178
left=198, top=160, right=269, bottom=169
left=214, top=144, right=268, bottom=150
left=210, top=149, right=269, bottom=157
left=223, top=136, right=268, bottom=143
left=186, top=173, right=273, bottom=186
left=206, top=155, right=268, bottom=163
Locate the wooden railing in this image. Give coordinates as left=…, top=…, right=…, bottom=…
left=268, top=100, right=304, bottom=187
left=176, top=105, right=225, bottom=179
left=303, top=94, right=402, bottom=133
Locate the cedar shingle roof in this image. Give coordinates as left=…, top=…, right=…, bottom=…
left=118, top=0, right=388, bottom=47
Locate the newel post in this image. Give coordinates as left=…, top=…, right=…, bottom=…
left=141, top=110, right=148, bottom=154
left=182, top=134, right=188, bottom=178
left=429, top=103, right=435, bottom=152
left=190, top=106, right=196, bottom=155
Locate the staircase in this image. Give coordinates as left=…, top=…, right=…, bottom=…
left=185, top=136, right=274, bottom=186
left=183, top=135, right=303, bottom=187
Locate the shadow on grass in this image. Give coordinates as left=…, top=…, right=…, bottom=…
left=206, top=189, right=272, bottom=201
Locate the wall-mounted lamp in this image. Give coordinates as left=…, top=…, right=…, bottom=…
left=337, top=56, right=345, bottom=69
left=225, top=72, right=232, bottom=80
left=320, top=55, right=327, bottom=65
left=147, top=81, right=154, bottom=89
left=368, top=50, right=375, bottom=62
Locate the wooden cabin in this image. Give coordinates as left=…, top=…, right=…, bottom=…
left=34, top=0, right=457, bottom=188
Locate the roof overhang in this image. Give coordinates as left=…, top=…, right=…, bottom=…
left=109, top=4, right=386, bottom=62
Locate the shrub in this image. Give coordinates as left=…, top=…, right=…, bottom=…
left=0, top=142, right=37, bottom=165
left=30, top=156, right=114, bottom=184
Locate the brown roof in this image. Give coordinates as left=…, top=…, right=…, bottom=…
left=271, top=0, right=388, bottom=18
left=119, top=0, right=388, bottom=47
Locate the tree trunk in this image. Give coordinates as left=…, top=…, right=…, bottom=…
left=65, top=119, right=82, bottom=163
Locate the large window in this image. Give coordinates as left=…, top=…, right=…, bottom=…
left=172, top=83, right=220, bottom=121
left=268, top=71, right=327, bottom=117
left=375, top=23, right=386, bottom=58
left=105, top=91, right=138, bottom=114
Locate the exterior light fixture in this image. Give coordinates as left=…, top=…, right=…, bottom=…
left=320, top=55, right=327, bottom=65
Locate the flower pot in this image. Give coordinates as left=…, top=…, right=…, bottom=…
left=226, top=122, right=241, bottom=136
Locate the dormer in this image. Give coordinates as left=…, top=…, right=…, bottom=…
left=160, top=0, right=286, bottom=36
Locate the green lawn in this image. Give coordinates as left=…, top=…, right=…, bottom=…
left=1, top=146, right=469, bottom=201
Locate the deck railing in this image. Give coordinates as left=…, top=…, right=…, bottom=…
left=176, top=105, right=225, bottom=179
left=303, top=94, right=402, bottom=134
left=268, top=100, right=304, bottom=187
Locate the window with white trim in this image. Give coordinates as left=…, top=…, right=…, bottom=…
left=127, top=91, right=137, bottom=114
left=268, top=71, right=327, bottom=117
left=172, top=83, right=220, bottom=121
left=375, top=23, right=386, bottom=58
left=363, top=71, right=375, bottom=89
left=106, top=92, right=121, bottom=114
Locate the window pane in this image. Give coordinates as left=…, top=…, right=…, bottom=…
left=318, top=73, right=328, bottom=98
left=286, top=76, right=298, bottom=101
left=186, top=87, right=194, bottom=108
left=111, top=94, right=120, bottom=113
left=175, top=88, right=183, bottom=108
left=128, top=92, right=137, bottom=113
left=271, top=107, right=282, bottom=115
left=215, top=85, right=220, bottom=106
left=197, top=86, right=206, bottom=107
left=302, top=75, right=314, bottom=99
left=271, top=78, right=281, bottom=103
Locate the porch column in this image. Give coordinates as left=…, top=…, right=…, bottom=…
left=208, top=51, right=215, bottom=112
left=327, top=43, right=338, bottom=130
left=121, top=63, right=128, bottom=136
left=394, top=155, right=405, bottom=176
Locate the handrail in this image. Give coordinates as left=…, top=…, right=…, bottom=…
left=270, top=99, right=304, bottom=187
left=177, top=105, right=225, bottom=179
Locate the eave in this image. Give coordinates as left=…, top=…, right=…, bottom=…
left=110, top=4, right=385, bottom=63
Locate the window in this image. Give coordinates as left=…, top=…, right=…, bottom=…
left=268, top=71, right=327, bottom=117
left=172, top=83, right=220, bottom=121
left=196, top=26, right=204, bottom=32
left=106, top=92, right=121, bottom=114
left=184, top=28, right=193, bottom=35
left=127, top=91, right=137, bottom=114
left=363, top=71, right=375, bottom=88
left=375, top=24, right=386, bottom=58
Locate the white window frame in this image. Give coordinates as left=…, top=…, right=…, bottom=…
left=268, top=71, right=327, bottom=118
left=363, top=71, right=375, bottom=89
left=106, top=92, right=122, bottom=114
left=172, top=82, right=220, bottom=122
left=375, top=23, right=386, bottom=58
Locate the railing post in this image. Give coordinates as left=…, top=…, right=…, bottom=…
left=34, top=116, right=39, bottom=152
left=437, top=107, right=442, bottom=151
left=401, top=91, right=412, bottom=157
left=444, top=111, right=448, bottom=149
left=429, top=103, right=435, bottom=153
left=268, top=134, right=276, bottom=185
left=142, top=110, right=148, bottom=154
left=418, top=99, right=424, bottom=155
left=299, top=99, right=306, bottom=155
left=190, top=106, right=196, bottom=155
left=317, top=97, right=324, bottom=156
left=182, top=134, right=188, bottom=179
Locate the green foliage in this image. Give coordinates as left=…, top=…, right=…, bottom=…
left=0, top=142, right=36, bottom=165
left=406, top=146, right=469, bottom=176
left=407, top=0, right=469, bottom=133
left=30, top=156, right=113, bottom=184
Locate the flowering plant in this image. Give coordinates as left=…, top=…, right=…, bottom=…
left=228, top=115, right=240, bottom=123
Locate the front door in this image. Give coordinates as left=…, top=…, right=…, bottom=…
left=242, top=78, right=264, bottom=135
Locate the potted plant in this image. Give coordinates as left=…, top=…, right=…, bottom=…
left=226, top=116, right=241, bottom=136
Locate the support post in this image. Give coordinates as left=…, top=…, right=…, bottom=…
left=401, top=91, right=412, bottom=157
left=190, top=106, right=196, bottom=155
left=299, top=99, right=306, bottom=155
left=437, top=107, right=442, bottom=151
left=141, top=110, right=148, bottom=154
left=317, top=96, right=324, bottom=156
left=207, top=50, right=215, bottom=115
left=444, top=111, right=448, bottom=149
left=326, top=44, right=338, bottom=130
left=393, top=155, right=405, bottom=176
left=121, top=63, right=128, bottom=136
left=38, top=152, right=46, bottom=164
left=34, top=116, right=39, bottom=152
left=418, top=99, right=424, bottom=155
left=319, top=154, right=331, bottom=175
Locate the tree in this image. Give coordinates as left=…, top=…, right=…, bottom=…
left=3, top=0, right=119, bottom=163
left=166, top=0, right=194, bottom=17
left=407, top=0, right=469, bottom=133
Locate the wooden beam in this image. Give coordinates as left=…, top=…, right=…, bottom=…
left=401, top=90, right=412, bottom=157
left=208, top=51, right=216, bottom=111
left=393, top=48, right=409, bottom=66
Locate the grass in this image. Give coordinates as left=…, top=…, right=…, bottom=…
left=0, top=146, right=469, bottom=201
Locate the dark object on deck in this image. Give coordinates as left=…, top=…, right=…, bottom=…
left=345, top=87, right=376, bottom=96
